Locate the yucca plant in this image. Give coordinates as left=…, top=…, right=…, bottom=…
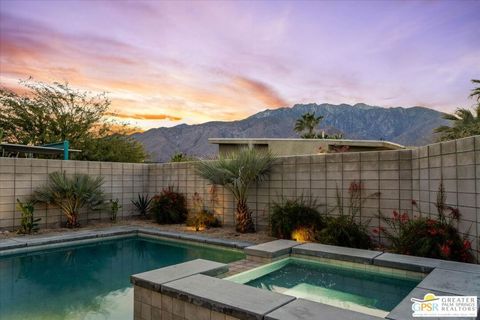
left=34, top=171, right=104, bottom=228
left=131, top=194, right=152, bottom=217
left=196, top=148, right=275, bottom=233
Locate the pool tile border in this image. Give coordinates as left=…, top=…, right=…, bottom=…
left=266, top=298, right=383, bottom=320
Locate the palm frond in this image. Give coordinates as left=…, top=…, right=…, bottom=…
left=196, top=148, right=275, bottom=202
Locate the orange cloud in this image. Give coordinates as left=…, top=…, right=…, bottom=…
left=232, top=76, right=288, bottom=107
left=106, top=112, right=182, bottom=121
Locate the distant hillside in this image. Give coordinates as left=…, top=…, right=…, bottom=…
left=132, top=103, right=448, bottom=162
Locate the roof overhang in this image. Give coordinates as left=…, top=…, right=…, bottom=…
left=208, top=138, right=405, bottom=150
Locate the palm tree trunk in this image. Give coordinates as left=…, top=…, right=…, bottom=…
left=67, top=212, right=79, bottom=228
left=235, top=200, right=255, bottom=233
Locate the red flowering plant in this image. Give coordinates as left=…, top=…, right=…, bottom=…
left=378, top=182, right=474, bottom=263
left=150, top=186, right=188, bottom=224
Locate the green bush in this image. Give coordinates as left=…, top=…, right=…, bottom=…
left=16, top=199, right=41, bottom=234
left=269, top=198, right=323, bottom=241
left=151, top=187, right=188, bottom=224
left=379, top=182, right=474, bottom=263
left=317, top=215, right=372, bottom=249
left=109, top=199, right=121, bottom=222
left=316, top=181, right=377, bottom=249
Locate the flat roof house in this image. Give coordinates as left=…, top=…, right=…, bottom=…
left=209, top=138, right=405, bottom=156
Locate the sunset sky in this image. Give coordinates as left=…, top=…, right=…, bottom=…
left=1, top=0, right=479, bottom=130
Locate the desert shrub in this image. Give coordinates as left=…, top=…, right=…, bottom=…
left=170, top=152, right=196, bottom=162
left=187, top=209, right=221, bottom=231
left=131, top=194, right=152, bottom=217
left=16, top=199, right=41, bottom=234
left=318, top=215, right=372, bottom=249
left=317, top=181, right=378, bottom=249
left=269, top=198, right=323, bottom=241
left=379, top=182, right=474, bottom=263
left=186, top=192, right=221, bottom=231
left=34, top=171, right=104, bottom=228
left=109, top=199, right=121, bottom=222
left=151, top=187, right=188, bottom=224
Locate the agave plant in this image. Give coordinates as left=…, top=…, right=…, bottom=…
left=131, top=194, right=152, bottom=217
left=196, top=148, right=275, bottom=233
left=34, top=171, right=104, bottom=228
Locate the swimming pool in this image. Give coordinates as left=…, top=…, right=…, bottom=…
left=0, top=236, right=244, bottom=320
left=227, top=257, right=421, bottom=317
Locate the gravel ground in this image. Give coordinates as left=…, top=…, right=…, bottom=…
left=0, top=218, right=275, bottom=244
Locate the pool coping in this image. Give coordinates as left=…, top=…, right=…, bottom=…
left=241, top=240, right=480, bottom=320
left=0, top=226, right=255, bottom=256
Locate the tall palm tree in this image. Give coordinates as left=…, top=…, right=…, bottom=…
left=196, top=148, right=275, bottom=233
left=294, top=112, right=323, bottom=139
left=435, top=79, right=480, bottom=141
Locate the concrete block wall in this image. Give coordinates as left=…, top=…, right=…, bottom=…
left=134, top=287, right=241, bottom=320
left=0, top=158, right=149, bottom=229
left=0, top=136, right=478, bottom=259
left=145, top=136, right=479, bottom=260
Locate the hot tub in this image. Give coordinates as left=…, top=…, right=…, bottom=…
left=226, top=257, right=422, bottom=318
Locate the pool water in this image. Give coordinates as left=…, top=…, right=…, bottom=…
left=0, top=236, right=244, bottom=320
left=228, top=258, right=420, bottom=317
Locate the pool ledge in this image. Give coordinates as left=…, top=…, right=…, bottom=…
left=132, top=262, right=383, bottom=320
left=0, top=226, right=255, bottom=255
left=293, top=243, right=382, bottom=264
left=244, top=239, right=300, bottom=261
left=131, top=259, right=228, bottom=292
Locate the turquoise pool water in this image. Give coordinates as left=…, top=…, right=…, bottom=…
left=228, top=258, right=420, bottom=317
left=0, top=236, right=244, bottom=320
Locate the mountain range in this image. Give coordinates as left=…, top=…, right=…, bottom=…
left=132, top=103, right=448, bottom=162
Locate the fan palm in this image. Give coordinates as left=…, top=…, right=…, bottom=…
left=34, top=171, right=104, bottom=227
left=469, top=79, right=480, bottom=102
left=435, top=106, right=480, bottom=141
left=294, top=112, right=323, bottom=138
left=435, top=80, right=480, bottom=141
left=196, top=148, right=275, bottom=233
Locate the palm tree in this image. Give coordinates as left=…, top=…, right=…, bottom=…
left=196, top=148, right=275, bottom=233
left=294, top=112, right=323, bottom=139
left=470, top=79, right=480, bottom=102
left=435, top=80, right=480, bottom=141
left=35, top=171, right=105, bottom=227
